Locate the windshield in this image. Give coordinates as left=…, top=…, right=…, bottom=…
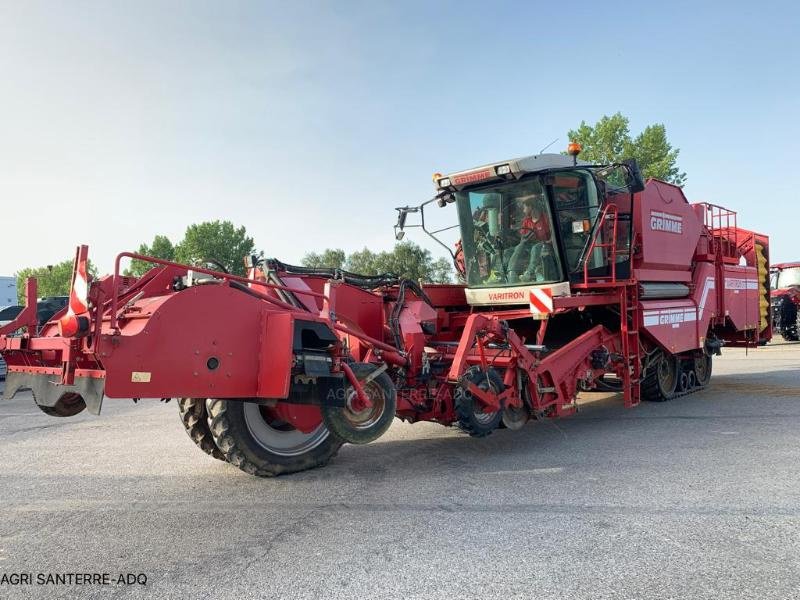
left=775, top=267, right=800, bottom=289
left=455, top=178, right=562, bottom=287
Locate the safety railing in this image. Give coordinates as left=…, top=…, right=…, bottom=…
left=580, top=204, right=621, bottom=286
left=697, top=202, right=740, bottom=261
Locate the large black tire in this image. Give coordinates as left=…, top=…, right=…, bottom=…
left=177, top=398, right=226, bottom=461
left=777, top=296, right=799, bottom=341
left=455, top=367, right=504, bottom=437
left=642, top=353, right=679, bottom=402
left=795, top=309, right=800, bottom=342
left=321, top=363, right=397, bottom=445
left=206, top=399, right=344, bottom=477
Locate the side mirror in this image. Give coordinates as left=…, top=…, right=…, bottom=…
left=394, top=208, right=409, bottom=240
left=622, top=159, right=645, bottom=193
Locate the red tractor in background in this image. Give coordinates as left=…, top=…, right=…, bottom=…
left=771, top=262, right=800, bottom=341
left=0, top=147, right=772, bottom=477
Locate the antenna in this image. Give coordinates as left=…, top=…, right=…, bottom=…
left=538, top=138, right=559, bottom=154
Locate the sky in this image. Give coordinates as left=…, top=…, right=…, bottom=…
left=1, top=0, right=798, bottom=276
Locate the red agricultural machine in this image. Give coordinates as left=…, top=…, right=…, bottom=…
left=0, top=148, right=771, bottom=477
left=770, top=262, right=800, bottom=341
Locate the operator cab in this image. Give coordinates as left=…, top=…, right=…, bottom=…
left=771, top=264, right=800, bottom=292
left=432, top=152, right=643, bottom=305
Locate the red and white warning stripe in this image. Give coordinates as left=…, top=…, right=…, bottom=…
left=529, top=287, right=553, bottom=315
left=68, top=252, right=89, bottom=316
left=58, top=245, right=91, bottom=337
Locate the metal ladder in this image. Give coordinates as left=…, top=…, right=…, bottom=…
left=620, top=283, right=641, bottom=408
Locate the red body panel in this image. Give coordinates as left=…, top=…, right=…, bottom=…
left=634, top=181, right=701, bottom=282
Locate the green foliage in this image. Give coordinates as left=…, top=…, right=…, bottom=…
left=306, top=242, right=452, bottom=283
left=15, top=259, right=98, bottom=304
left=174, top=221, right=255, bottom=276
left=122, top=222, right=254, bottom=277
left=568, top=112, right=687, bottom=186
left=301, top=249, right=347, bottom=270
left=568, top=113, right=630, bottom=165
left=125, top=235, right=176, bottom=277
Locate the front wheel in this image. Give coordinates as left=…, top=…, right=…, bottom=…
left=206, top=400, right=343, bottom=477
left=455, top=367, right=504, bottom=437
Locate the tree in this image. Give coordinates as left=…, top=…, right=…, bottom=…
left=343, top=242, right=452, bottom=283
left=345, top=248, right=380, bottom=275
left=125, top=234, right=176, bottom=277
left=174, top=221, right=255, bottom=276
left=301, top=249, right=346, bottom=270
left=15, top=259, right=98, bottom=304
left=568, top=112, right=687, bottom=185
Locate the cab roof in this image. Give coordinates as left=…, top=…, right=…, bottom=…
left=435, top=153, right=590, bottom=192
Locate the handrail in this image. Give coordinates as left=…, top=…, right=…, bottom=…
left=582, top=204, right=620, bottom=285
left=696, top=202, right=740, bottom=260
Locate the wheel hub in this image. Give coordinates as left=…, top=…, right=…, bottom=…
left=243, top=403, right=330, bottom=457
left=343, top=382, right=385, bottom=430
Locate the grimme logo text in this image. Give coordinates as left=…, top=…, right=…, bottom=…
left=650, top=210, right=683, bottom=234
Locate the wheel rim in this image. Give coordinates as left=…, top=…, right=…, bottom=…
left=657, top=355, right=677, bottom=394
left=243, top=403, right=329, bottom=457
left=343, top=380, right=386, bottom=430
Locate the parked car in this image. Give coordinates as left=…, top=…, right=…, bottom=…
left=0, top=305, right=23, bottom=379
left=0, top=298, right=68, bottom=379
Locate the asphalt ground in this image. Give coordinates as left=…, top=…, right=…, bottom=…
left=0, top=340, right=799, bottom=599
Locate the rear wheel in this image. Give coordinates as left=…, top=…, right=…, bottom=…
left=206, top=399, right=343, bottom=477
left=177, top=398, right=226, bottom=462
left=642, top=353, right=679, bottom=402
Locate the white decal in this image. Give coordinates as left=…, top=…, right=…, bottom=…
left=724, top=278, right=758, bottom=290
left=698, top=276, right=715, bottom=318
left=465, top=282, right=570, bottom=306
left=650, top=210, right=683, bottom=234
left=643, top=307, right=697, bottom=329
